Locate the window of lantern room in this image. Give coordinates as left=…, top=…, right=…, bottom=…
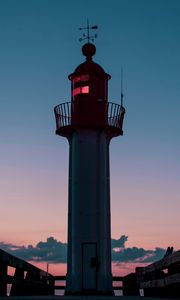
left=72, top=75, right=89, bottom=97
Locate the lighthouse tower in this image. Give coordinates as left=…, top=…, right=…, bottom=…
left=54, top=36, right=125, bottom=295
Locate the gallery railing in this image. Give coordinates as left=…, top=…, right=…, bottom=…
left=54, top=101, right=125, bottom=134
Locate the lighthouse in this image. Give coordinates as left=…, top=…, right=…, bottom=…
left=54, top=29, right=125, bottom=295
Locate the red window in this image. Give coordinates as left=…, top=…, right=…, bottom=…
left=72, top=86, right=89, bottom=96
left=73, top=75, right=89, bottom=84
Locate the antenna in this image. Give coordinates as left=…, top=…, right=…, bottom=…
left=121, top=67, right=124, bottom=107
left=79, top=19, right=98, bottom=43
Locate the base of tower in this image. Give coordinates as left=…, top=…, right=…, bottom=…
left=65, top=290, right=114, bottom=296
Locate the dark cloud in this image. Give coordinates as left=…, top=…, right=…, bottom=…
left=142, top=247, right=166, bottom=263
left=112, top=246, right=166, bottom=263
left=112, top=247, right=148, bottom=262
left=111, top=235, right=128, bottom=249
left=0, top=237, right=67, bottom=263
left=0, top=235, right=166, bottom=264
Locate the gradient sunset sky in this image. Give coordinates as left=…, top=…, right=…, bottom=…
left=0, top=0, right=180, bottom=275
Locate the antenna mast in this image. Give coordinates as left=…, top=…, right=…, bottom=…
left=121, top=68, right=124, bottom=107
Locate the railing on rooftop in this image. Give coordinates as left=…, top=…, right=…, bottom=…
left=54, top=101, right=125, bottom=136
left=54, top=102, right=72, bottom=129
left=107, top=102, right=125, bottom=130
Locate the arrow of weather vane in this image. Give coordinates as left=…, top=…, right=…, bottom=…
left=79, top=20, right=98, bottom=43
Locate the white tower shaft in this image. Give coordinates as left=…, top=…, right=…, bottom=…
left=66, top=129, right=113, bottom=294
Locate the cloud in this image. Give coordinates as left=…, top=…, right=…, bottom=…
left=112, top=246, right=166, bottom=263
left=112, top=246, right=148, bottom=262
left=0, top=237, right=67, bottom=263
left=0, top=235, right=166, bottom=264
left=111, top=235, right=128, bottom=249
left=111, top=236, right=166, bottom=263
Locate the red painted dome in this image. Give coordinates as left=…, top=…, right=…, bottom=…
left=74, top=60, right=106, bottom=76
left=69, top=43, right=111, bottom=80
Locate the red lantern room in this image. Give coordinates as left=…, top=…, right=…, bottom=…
left=54, top=43, right=125, bottom=139
left=68, top=43, right=110, bottom=129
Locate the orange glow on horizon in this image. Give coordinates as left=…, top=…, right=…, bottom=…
left=29, top=261, right=149, bottom=277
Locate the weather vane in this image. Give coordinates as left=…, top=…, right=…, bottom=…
left=79, top=19, right=98, bottom=43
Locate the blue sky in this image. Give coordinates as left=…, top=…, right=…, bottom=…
left=0, top=0, right=180, bottom=265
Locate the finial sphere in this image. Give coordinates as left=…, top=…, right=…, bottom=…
left=82, top=43, right=96, bottom=59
